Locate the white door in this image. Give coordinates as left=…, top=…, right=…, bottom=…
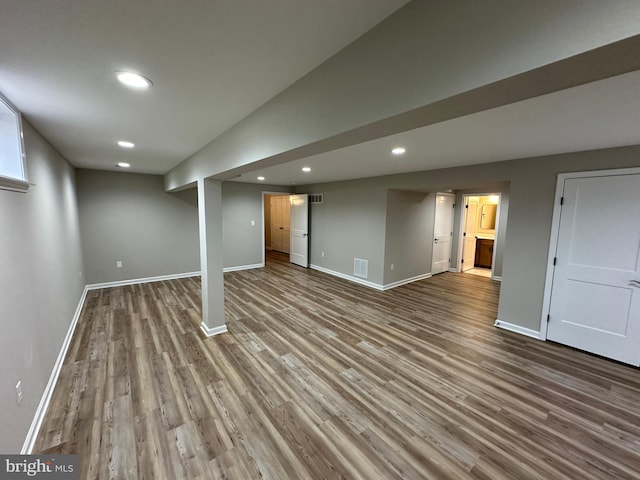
left=461, top=198, right=478, bottom=272
left=431, top=193, right=455, bottom=275
left=290, top=194, right=309, bottom=267
left=547, top=173, right=640, bottom=366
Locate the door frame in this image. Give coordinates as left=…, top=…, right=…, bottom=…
left=455, top=192, right=502, bottom=278
left=539, top=166, right=640, bottom=340
left=261, top=191, right=292, bottom=266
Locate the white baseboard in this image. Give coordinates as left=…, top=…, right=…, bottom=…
left=448, top=267, right=459, bottom=273
left=200, top=323, right=228, bottom=337
left=309, top=264, right=384, bottom=291
left=223, top=263, right=263, bottom=273
left=382, top=273, right=432, bottom=291
left=494, top=319, right=542, bottom=340
left=492, top=275, right=502, bottom=282
left=86, top=271, right=201, bottom=290
left=21, top=286, right=89, bottom=454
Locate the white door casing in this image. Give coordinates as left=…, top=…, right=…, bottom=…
left=432, top=193, right=455, bottom=275
left=545, top=170, right=640, bottom=366
left=290, top=194, right=309, bottom=267
left=462, top=198, right=478, bottom=272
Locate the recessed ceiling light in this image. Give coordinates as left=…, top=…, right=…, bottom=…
left=257, top=176, right=265, bottom=181
left=117, top=162, right=130, bottom=168
left=116, top=71, right=153, bottom=89
left=302, top=167, right=311, bottom=173
left=391, top=147, right=406, bottom=155
left=117, top=140, right=135, bottom=148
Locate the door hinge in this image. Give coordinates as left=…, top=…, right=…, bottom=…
left=465, top=204, right=469, bottom=209
left=560, top=196, right=564, bottom=205
left=553, top=257, right=557, bottom=266
left=461, top=259, right=464, bottom=264
left=547, top=314, right=550, bottom=322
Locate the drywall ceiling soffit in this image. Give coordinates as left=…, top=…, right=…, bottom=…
left=230, top=69, right=640, bottom=186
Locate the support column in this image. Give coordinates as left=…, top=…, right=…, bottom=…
left=197, top=178, right=226, bottom=336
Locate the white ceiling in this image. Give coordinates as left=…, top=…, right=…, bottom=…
left=232, top=69, right=640, bottom=186
left=0, top=0, right=409, bottom=174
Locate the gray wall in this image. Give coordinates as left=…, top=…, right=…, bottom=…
left=299, top=145, right=640, bottom=331
left=0, top=120, right=84, bottom=452
left=383, top=190, right=433, bottom=285
left=222, top=183, right=292, bottom=267
left=305, top=183, right=388, bottom=285
left=76, top=169, right=200, bottom=284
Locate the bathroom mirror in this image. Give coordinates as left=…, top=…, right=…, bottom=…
left=480, top=204, right=497, bottom=230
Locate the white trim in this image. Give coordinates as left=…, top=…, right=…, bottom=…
left=448, top=267, right=459, bottom=273
left=492, top=275, right=502, bottom=282
left=200, top=323, right=228, bottom=337
left=382, top=273, right=432, bottom=291
left=0, top=174, right=30, bottom=193
left=21, top=286, right=89, bottom=454
left=494, top=319, right=542, bottom=340
left=223, top=263, right=263, bottom=273
left=86, top=271, right=201, bottom=290
left=539, top=166, right=640, bottom=340
left=310, top=264, right=384, bottom=291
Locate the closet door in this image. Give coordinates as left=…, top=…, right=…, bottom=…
left=270, top=196, right=291, bottom=254
left=547, top=172, right=640, bottom=365
left=270, top=197, right=283, bottom=252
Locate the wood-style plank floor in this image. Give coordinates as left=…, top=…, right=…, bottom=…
left=35, top=251, right=640, bottom=479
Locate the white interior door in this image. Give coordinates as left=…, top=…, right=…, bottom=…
left=290, top=194, right=309, bottom=267
left=431, top=193, right=455, bottom=275
left=547, top=173, right=640, bottom=366
left=462, top=198, right=478, bottom=272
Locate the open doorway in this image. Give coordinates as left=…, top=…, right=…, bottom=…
left=457, top=193, right=501, bottom=279
left=263, top=193, right=291, bottom=265
left=261, top=192, right=310, bottom=268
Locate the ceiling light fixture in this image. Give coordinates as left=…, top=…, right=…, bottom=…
left=391, top=147, right=406, bottom=155
left=117, top=162, right=130, bottom=168
left=117, top=140, right=135, bottom=148
left=257, top=176, right=265, bottom=181
left=116, top=71, right=153, bottom=89
left=302, top=167, right=311, bottom=173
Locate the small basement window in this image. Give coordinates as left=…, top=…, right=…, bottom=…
left=0, top=93, right=28, bottom=192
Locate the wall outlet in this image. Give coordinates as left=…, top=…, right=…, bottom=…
left=16, top=381, right=23, bottom=406
left=116, top=260, right=123, bottom=268
left=321, top=251, right=325, bottom=258
left=390, top=264, right=394, bottom=271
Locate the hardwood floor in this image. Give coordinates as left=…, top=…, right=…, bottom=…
left=35, top=252, right=640, bottom=479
